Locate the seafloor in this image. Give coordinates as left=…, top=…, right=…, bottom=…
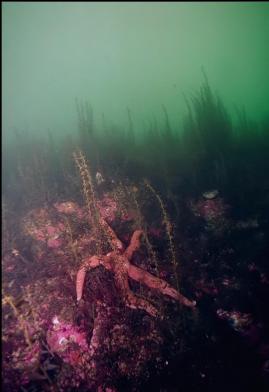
left=2, top=172, right=269, bottom=392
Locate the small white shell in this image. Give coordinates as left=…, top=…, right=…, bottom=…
left=59, top=337, right=68, bottom=345
left=202, top=190, right=219, bottom=200
left=52, top=316, right=60, bottom=325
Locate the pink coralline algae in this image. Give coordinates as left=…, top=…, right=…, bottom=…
left=22, top=196, right=134, bottom=258
left=22, top=209, right=66, bottom=250
left=96, top=194, right=118, bottom=223
left=20, top=197, right=138, bottom=267
left=190, top=195, right=229, bottom=234
left=54, top=195, right=132, bottom=225
left=191, top=199, right=228, bottom=221
left=216, top=309, right=253, bottom=333
left=47, top=237, right=62, bottom=249
left=54, top=201, right=85, bottom=219
left=46, top=316, right=89, bottom=366
left=96, top=193, right=133, bottom=223
left=9, top=340, right=42, bottom=386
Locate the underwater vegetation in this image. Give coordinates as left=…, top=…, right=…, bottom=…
left=2, top=77, right=269, bottom=391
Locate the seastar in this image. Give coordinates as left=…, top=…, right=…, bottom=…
left=76, top=217, right=196, bottom=317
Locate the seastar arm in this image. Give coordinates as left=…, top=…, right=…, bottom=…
left=124, top=291, right=158, bottom=317
left=99, top=216, right=124, bottom=251
left=125, top=229, right=143, bottom=260
left=128, top=264, right=196, bottom=308
left=112, top=260, right=158, bottom=317
left=88, top=302, right=106, bottom=358
left=76, top=256, right=111, bottom=301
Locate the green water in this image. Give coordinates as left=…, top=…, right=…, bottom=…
left=2, top=2, right=269, bottom=140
